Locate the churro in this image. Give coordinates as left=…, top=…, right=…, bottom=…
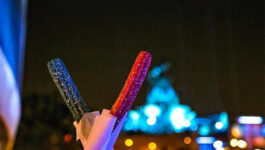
left=110, top=51, right=151, bottom=129
left=47, top=59, right=89, bottom=121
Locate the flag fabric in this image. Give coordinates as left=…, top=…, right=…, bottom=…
left=0, top=0, right=27, bottom=149
left=0, top=48, right=21, bottom=149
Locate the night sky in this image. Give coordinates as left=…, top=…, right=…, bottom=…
left=22, top=0, right=264, bottom=120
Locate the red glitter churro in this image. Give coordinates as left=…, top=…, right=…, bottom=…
left=110, top=51, right=151, bottom=128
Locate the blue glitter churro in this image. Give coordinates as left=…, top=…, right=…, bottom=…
left=47, top=58, right=89, bottom=121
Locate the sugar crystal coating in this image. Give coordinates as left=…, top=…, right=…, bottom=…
left=47, top=59, right=89, bottom=121
left=110, top=51, right=152, bottom=129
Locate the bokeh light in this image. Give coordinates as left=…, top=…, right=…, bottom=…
left=64, top=134, right=72, bottom=143
left=238, top=140, right=247, bottom=148
left=230, top=139, right=238, bottom=147
left=129, top=110, right=140, bottom=121
left=125, top=138, right=133, bottom=147
left=144, top=105, right=161, bottom=117
left=238, top=116, right=263, bottom=124
left=198, top=125, right=210, bottom=136
left=147, top=117, right=156, bottom=126
left=184, top=120, right=191, bottom=127
left=213, top=140, right=223, bottom=149
left=231, top=124, right=242, bottom=138
left=148, top=142, right=157, bottom=150
left=184, top=136, right=192, bottom=144
left=215, top=122, right=224, bottom=130
left=196, top=137, right=215, bottom=144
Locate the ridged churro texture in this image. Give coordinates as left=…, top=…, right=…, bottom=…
left=47, top=59, right=89, bottom=121
left=110, top=51, right=151, bottom=127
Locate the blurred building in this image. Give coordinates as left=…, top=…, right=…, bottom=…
left=116, top=63, right=230, bottom=150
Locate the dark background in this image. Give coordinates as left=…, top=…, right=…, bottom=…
left=22, top=0, right=264, bottom=121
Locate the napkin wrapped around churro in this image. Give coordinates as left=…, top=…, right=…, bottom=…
left=74, top=110, right=127, bottom=150
left=47, top=51, right=151, bottom=150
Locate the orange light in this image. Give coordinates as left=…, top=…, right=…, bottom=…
left=184, top=136, right=192, bottom=144
left=231, top=125, right=242, bottom=138
left=253, top=137, right=265, bottom=146
left=148, top=142, right=157, bottom=150
left=64, top=134, right=72, bottom=143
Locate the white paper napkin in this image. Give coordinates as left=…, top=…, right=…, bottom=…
left=74, top=109, right=127, bottom=150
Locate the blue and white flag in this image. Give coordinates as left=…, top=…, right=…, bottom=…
left=0, top=0, right=27, bottom=147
